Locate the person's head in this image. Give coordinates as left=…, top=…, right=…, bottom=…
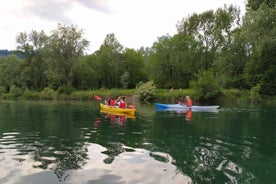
left=186, top=96, right=190, bottom=100
left=121, top=96, right=125, bottom=101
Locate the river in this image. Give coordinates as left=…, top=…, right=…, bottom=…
left=0, top=100, right=275, bottom=184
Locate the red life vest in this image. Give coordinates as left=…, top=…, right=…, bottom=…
left=109, top=99, right=116, bottom=106
left=186, top=99, right=192, bottom=107
left=119, top=101, right=127, bottom=108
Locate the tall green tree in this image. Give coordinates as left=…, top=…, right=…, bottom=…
left=72, top=55, right=97, bottom=90
left=121, top=48, right=147, bottom=88
left=148, top=32, right=207, bottom=89
left=47, top=24, right=89, bottom=89
left=212, top=29, right=249, bottom=89
left=241, top=4, right=276, bottom=93
left=147, top=35, right=175, bottom=88
left=0, top=55, right=22, bottom=92
left=258, top=40, right=276, bottom=95
left=94, top=33, right=123, bottom=88
left=246, top=0, right=276, bottom=10
left=176, top=5, right=241, bottom=70
left=16, top=30, right=49, bottom=90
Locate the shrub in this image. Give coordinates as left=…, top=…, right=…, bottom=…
left=40, top=87, right=56, bottom=99
left=222, top=88, right=242, bottom=97
left=10, top=85, right=23, bottom=97
left=57, top=86, right=75, bottom=94
left=23, top=89, right=39, bottom=99
left=249, top=84, right=261, bottom=103
left=0, top=86, right=6, bottom=94
left=135, top=81, right=156, bottom=101
left=190, top=70, right=222, bottom=102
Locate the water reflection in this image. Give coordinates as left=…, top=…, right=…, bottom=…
left=67, top=143, right=192, bottom=184
left=0, top=101, right=275, bottom=183
left=0, top=132, right=89, bottom=182
left=95, top=110, right=136, bottom=126
left=155, top=108, right=193, bottom=122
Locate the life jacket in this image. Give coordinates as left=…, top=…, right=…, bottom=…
left=119, top=101, right=127, bottom=108
left=186, top=99, right=192, bottom=107
left=109, top=99, right=116, bottom=106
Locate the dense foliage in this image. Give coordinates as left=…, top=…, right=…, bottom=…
left=0, top=1, right=275, bottom=101
left=135, top=81, right=156, bottom=101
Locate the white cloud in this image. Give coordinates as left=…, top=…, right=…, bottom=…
left=0, top=0, right=246, bottom=53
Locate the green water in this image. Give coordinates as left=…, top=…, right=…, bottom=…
left=0, top=100, right=275, bottom=184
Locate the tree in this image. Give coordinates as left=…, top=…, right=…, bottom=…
left=212, top=29, right=249, bottom=89
left=47, top=24, right=89, bottom=88
left=176, top=5, right=241, bottom=70
left=257, top=40, right=276, bottom=95
left=147, top=33, right=201, bottom=89
left=190, top=70, right=222, bottom=102
left=0, top=55, right=22, bottom=92
left=121, top=48, right=147, bottom=88
left=246, top=0, right=276, bottom=11
left=16, top=30, right=49, bottom=90
left=72, top=55, right=97, bottom=90
left=93, top=33, right=123, bottom=88
left=241, top=4, right=276, bottom=93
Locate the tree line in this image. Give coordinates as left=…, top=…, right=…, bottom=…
left=0, top=1, right=275, bottom=100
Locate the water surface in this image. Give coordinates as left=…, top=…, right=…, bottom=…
left=0, top=100, right=275, bottom=183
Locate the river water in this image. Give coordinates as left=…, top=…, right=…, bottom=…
left=0, top=100, right=275, bottom=184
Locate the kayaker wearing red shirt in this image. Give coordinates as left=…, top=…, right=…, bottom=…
left=185, top=96, right=192, bottom=107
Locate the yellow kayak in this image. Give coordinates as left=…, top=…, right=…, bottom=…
left=100, top=103, right=136, bottom=117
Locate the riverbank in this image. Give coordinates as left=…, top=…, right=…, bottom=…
left=1, top=88, right=276, bottom=105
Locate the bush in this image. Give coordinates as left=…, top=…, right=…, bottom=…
left=57, top=86, right=75, bottom=94
left=135, top=81, right=156, bottom=101
left=190, top=70, right=222, bottom=102
left=249, top=84, right=261, bottom=103
left=23, top=89, right=39, bottom=99
left=222, top=88, right=242, bottom=97
left=0, top=86, right=6, bottom=94
left=40, top=87, right=56, bottom=99
left=10, top=85, right=23, bottom=97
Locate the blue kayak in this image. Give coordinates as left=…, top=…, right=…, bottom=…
left=154, top=103, right=219, bottom=112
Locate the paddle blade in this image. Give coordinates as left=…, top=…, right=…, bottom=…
left=128, top=105, right=136, bottom=109
left=94, top=95, right=102, bottom=101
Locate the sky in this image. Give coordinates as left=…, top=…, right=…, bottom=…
left=0, top=0, right=246, bottom=54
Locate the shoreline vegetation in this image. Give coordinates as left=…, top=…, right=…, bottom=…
left=1, top=88, right=275, bottom=105
left=1, top=4, right=275, bottom=104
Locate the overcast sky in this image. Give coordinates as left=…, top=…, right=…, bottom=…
left=0, top=0, right=246, bottom=54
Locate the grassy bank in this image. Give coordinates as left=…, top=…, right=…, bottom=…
left=1, top=88, right=275, bottom=105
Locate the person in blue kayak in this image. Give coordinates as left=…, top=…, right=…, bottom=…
left=185, top=96, right=192, bottom=107
left=178, top=96, right=192, bottom=107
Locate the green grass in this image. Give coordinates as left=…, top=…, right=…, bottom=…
left=1, top=88, right=275, bottom=105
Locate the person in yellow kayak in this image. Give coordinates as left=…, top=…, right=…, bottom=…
left=104, top=96, right=116, bottom=106
left=116, top=96, right=127, bottom=108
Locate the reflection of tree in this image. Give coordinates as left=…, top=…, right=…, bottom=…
left=0, top=101, right=92, bottom=182
left=144, top=110, right=262, bottom=183
left=15, top=136, right=89, bottom=181
left=1, top=101, right=274, bottom=183
left=101, top=142, right=135, bottom=164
